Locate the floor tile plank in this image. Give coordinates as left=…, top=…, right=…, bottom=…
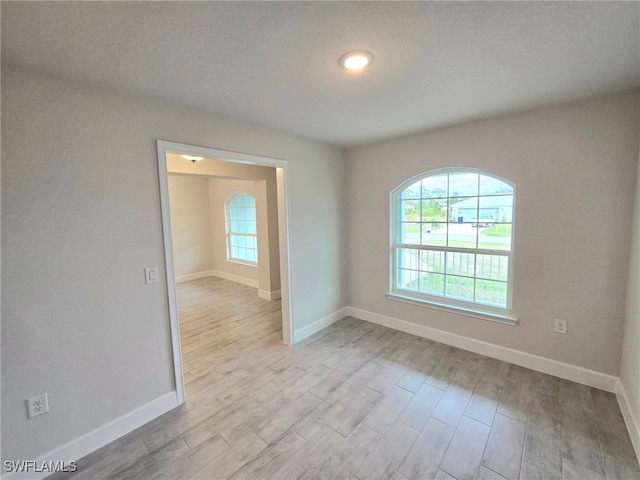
left=481, top=413, right=525, bottom=480
left=440, top=416, right=490, bottom=480
left=523, top=413, right=563, bottom=478
left=432, top=384, right=474, bottom=428
left=398, top=417, right=455, bottom=480
left=398, top=383, right=444, bottom=432
left=352, top=421, right=418, bottom=480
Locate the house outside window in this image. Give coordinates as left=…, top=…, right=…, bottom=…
left=388, top=168, right=516, bottom=323
left=225, top=193, right=258, bottom=265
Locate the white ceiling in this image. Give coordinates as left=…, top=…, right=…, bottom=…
left=2, top=2, right=639, bottom=148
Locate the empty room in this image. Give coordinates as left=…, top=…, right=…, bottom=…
left=2, top=2, right=639, bottom=480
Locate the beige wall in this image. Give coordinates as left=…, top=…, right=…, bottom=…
left=620, top=133, right=640, bottom=446
left=1, top=65, right=346, bottom=463
left=346, top=91, right=640, bottom=376
left=167, top=174, right=213, bottom=277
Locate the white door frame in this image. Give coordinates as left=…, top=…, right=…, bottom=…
left=156, top=140, right=294, bottom=404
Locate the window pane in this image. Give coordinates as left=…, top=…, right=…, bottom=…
left=478, top=195, right=513, bottom=223
left=397, top=247, right=421, bottom=271
left=480, top=175, right=513, bottom=196
left=446, top=221, right=477, bottom=249
left=421, top=222, right=446, bottom=247
left=420, top=249, right=445, bottom=274
left=478, top=223, right=512, bottom=251
left=449, top=172, right=479, bottom=197
left=446, top=251, right=475, bottom=277
left=475, top=280, right=507, bottom=307
left=401, top=181, right=422, bottom=199
left=445, top=275, right=475, bottom=301
left=421, top=174, right=448, bottom=199
left=400, top=200, right=421, bottom=222
left=421, top=199, right=447, bottom=222
left=397, top=268, right=420, bottom=291
left=401, top=200, right=420, bottom=221
left=449, top=196, right=478, bottom=224
left=475, top=254, right=509, bottom=282
left=419, top=272, right=445, bottom=296
left=399, top=223, right=421, bottom=244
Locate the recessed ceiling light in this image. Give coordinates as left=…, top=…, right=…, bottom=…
left=181, top=155, right=204, bottom=163
left=339, top=51, right=374, bottom=71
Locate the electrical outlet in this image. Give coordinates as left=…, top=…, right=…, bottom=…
left=27, top=392, right=49, bottom=419
left=554, top=319, right=568, bottom=335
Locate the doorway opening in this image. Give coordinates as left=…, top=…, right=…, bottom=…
left=156, top=140, right=293, bottom=404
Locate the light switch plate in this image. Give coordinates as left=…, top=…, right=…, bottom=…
left=145, top=267, right=159, bottom=285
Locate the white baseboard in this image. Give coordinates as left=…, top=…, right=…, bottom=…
left=175, top=271, right=271, bottom=298
left=617, top=379, right=640, bottom=461
left=175, top=270, right=215, bottom=283
left=2, top=392, right=180, bottom=480
left=347, top=307, right=619, bottom=393
left=258, top=289, right=281, bottom=301
left=211, top=270, right=259, bottom=288
left=293, top=307, right=349, bottom=343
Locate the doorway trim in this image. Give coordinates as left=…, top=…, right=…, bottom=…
left=156, top=140, right=294, bottom=404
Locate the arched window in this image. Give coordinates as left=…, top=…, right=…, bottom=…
left=225, top=193, right=258, bottom=265
left=389, top=168, right=515, bottom=322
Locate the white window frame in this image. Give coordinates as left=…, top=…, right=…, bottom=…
left=387, top=167, right=517, bottom=325
left=225, top=193, right=258, bottom=267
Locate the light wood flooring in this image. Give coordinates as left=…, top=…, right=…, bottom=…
left=50, top=276, right=640, bottom=480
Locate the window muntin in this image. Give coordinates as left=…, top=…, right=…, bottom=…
left=391, top=169, right=514, bottom=318
left=225, top=193, right=258, bottom=265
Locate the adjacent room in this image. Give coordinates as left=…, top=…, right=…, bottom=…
left=164, top=151, right=285, bottom=401
left=2, top=2, right=639, bottom=480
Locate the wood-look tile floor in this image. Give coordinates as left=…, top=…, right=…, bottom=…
left=50, top=277, right=640, bottom=480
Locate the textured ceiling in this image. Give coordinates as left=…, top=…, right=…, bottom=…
left=2, top=1, right=639, bottom=148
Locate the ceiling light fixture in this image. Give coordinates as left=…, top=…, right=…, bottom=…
left=339, top=51, right=374, bottom=71
left=181, top=155, right=204, bottom=163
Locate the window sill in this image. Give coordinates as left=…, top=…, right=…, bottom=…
left=226, top=259, right=258, bottom=269
left=385, top=292, right=518, bottom=326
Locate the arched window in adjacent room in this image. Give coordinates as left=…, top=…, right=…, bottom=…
left=225, top=193, right=258, bottom=265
